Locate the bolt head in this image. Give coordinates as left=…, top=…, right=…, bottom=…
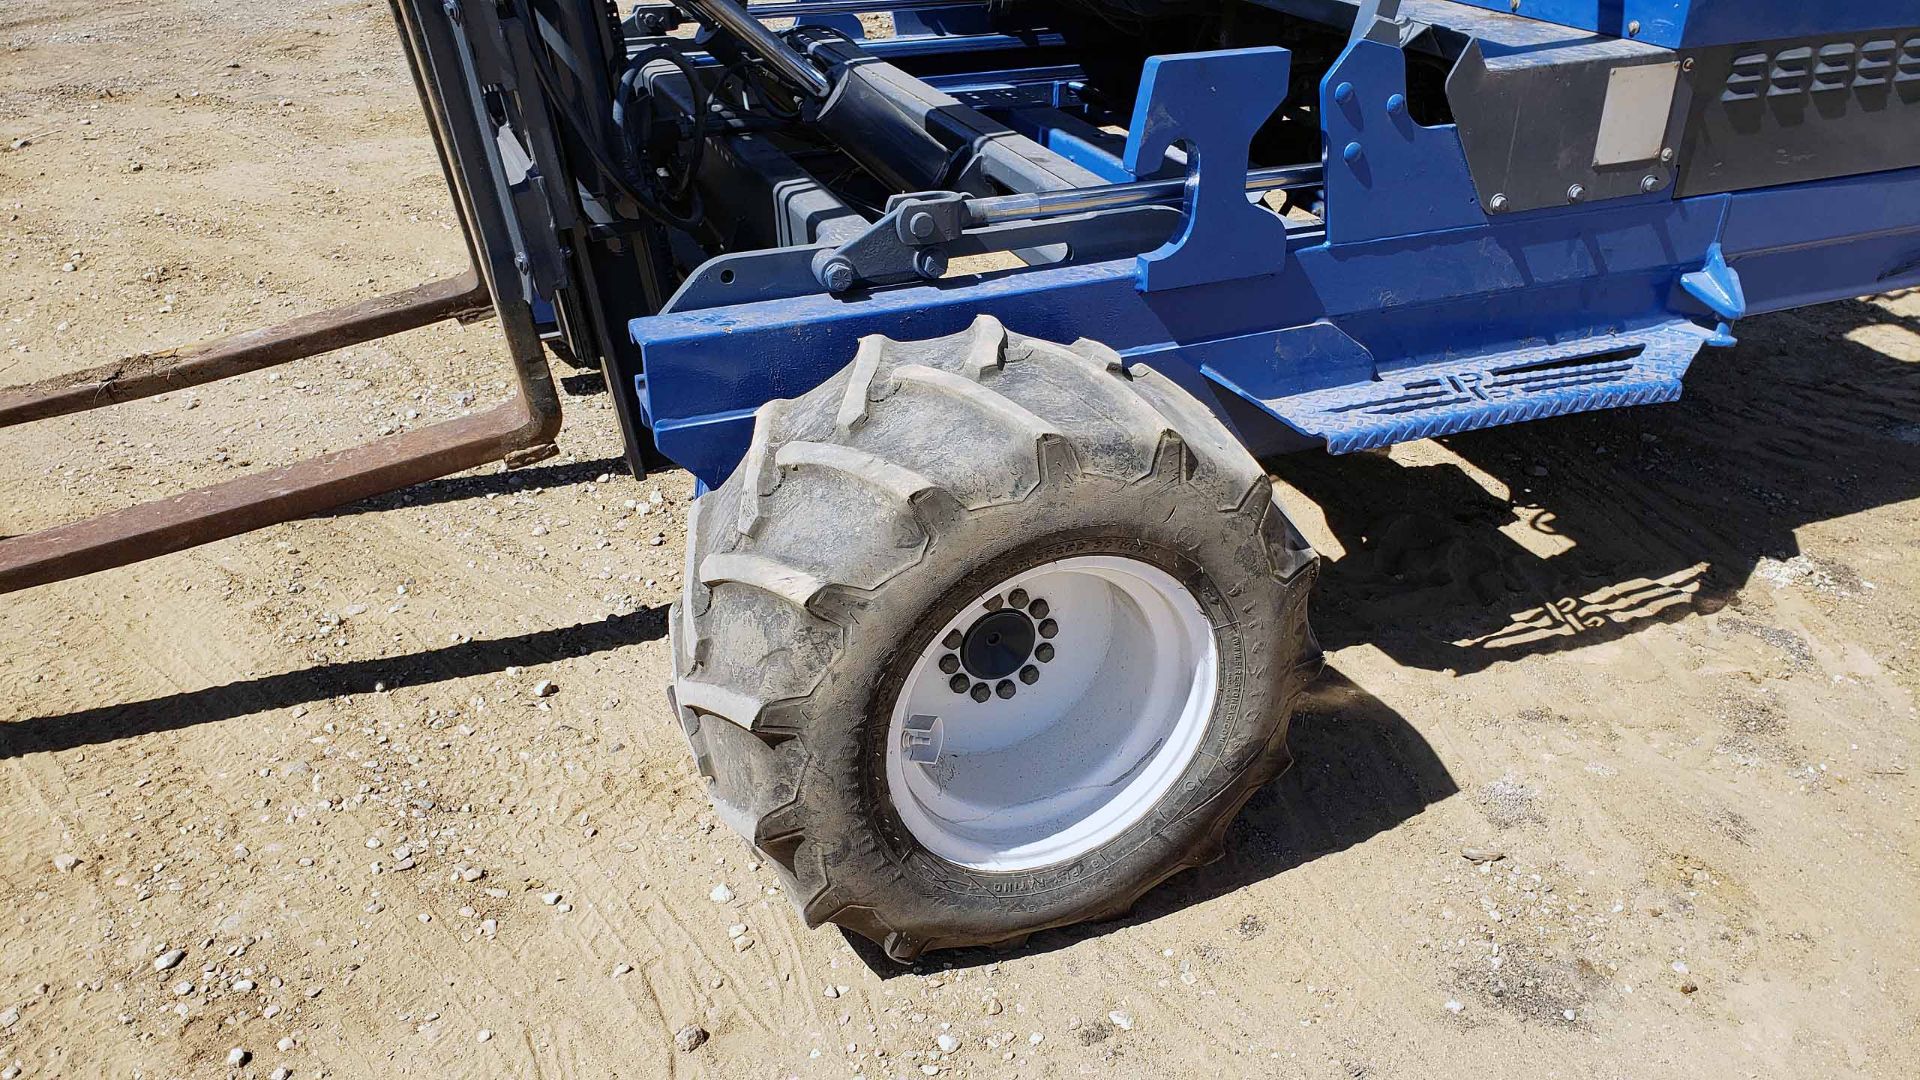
left=1489, top=193, right=1509, bottom=212
left=1566, top=183, right=1586, bottom=203
left=1640, top=175, right=1663, bottom=194
left=907, top=211, right=936, bottom=239
left=1627, top=19, right=1641, bottom=36
left=1660, top=147, right=1675, bottom=163
left=814, top=254, right=855, bottom=293
left=912, top=249, right=948, bottom=280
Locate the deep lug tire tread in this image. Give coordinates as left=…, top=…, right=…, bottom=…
left=670, top=316, right=1318, bottom=961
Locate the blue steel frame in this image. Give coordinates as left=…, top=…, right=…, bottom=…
left=627, top=5, right=1920, bottom=489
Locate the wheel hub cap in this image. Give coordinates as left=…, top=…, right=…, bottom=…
left=960, top=609, right=1035, bottom=680
left=886, top=555, right=1218, bottom=872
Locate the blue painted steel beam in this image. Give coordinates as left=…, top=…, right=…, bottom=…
left=1443, top=0, right=1919, bottom=49
left=632, top=166, right=1920, bottom=488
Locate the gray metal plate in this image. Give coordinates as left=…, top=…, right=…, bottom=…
left=1446, top=34, right=1690, bottom=213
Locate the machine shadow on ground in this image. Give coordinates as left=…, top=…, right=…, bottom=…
left=0, top=606, right=668, bottom=759
left=1272, top=296, right=1920, bottom=674
left=844, top=666, right=1459, bottom=974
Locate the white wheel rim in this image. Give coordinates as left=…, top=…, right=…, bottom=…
left=885, top=554, right=1219, bottom=872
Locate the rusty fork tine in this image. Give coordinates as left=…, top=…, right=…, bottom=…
left=0, top=0, right=565, bottom=594
left=0, top=273, right=489, bottom=428
left=0, top=401, right=545, bottom=593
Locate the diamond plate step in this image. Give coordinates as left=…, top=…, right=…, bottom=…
left=1269, top=321, right=1715, bottom=453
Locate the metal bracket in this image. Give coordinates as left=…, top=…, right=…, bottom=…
left=802, top=190, right=1183, bottom=296
left=1680, top=242, right=1745, bottom=346
left=812, top=191, right=969, bottom=290
left=1120, top=47, right=1291, bottom=293
left=1321, top=37, right=1485, bottom=245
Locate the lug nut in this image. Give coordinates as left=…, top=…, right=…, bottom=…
left=949, top=673, right=970, bottom=694
left=1038, top=618, right=1058, bottom=639
left=1027, top=598, right=1048, bottom=620
left=995, top=680, right=1016, bottom=699
left=939, top=653, right=960, bottom=675
left=1019, top=665, right=1039, bottom=684
left=970, top=683, right=991, bottom=703
left=1035, top=643, right=1055, bottom=663
left=1008, top=588, right=1028, bottom=608
left=943, top=629, right=963, bottom=649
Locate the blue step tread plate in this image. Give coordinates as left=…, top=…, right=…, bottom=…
left=1268, top=320, right=1715, bottom=454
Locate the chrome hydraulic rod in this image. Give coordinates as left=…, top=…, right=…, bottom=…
left=677, top=0, right=834, bottom=97
left=963, top=163, right=1325, bottom=226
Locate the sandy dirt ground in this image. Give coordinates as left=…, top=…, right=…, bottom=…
left=3, top=2, right=1919, bottom=1078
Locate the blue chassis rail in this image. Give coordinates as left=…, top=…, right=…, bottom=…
left=627, top=9, right=1920, bottom=489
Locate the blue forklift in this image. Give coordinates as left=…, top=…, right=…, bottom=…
left=3, top=0, right=1916, bottom=960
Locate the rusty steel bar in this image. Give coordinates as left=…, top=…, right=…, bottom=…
left=0, top=0, right=564, bottom=594
left=0, top=273, right=489, bottom=428
left=0, top=402, right=545, bottom=592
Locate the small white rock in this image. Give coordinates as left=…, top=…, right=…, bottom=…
left=823, top=984, right=840, bottom=999
left=476, top=1029, right=493, bottom=1043
left=541, top=892, right=562, bottom=906
left=1444, top=999, right=1463, bottom=1014
left=154, top=948, right=186, bottom=972
left=227, top=1048, right=250, bottom=1067
left=533, top=680, right=558, bottom=698
left=52, top=853, right=80, bottom=872
left=1108, top=1010, right=1134, bottom=1031
left=709, top=884, right=734, bottom=903
left=936, top=1033, right=960, bottom=1053
left=172, top=980, right=195, bottom=996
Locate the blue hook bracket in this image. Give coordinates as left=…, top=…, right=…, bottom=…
left=1122, top=47, right=1291, bottom=293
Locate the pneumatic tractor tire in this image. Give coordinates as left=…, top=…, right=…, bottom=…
left=668, top=317, right=1319, bottom=962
